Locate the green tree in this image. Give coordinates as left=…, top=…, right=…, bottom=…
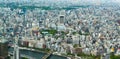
left=21, top=57, right=28, bottom=59
left=73, top=44, right=78, bottom=48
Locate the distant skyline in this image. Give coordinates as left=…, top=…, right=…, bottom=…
left=0, top=0, right=120, bottom=5
left=0, top=0, right=119, bottom=2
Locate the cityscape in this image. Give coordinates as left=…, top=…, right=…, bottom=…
left=0, top=0, right=120, bottom=59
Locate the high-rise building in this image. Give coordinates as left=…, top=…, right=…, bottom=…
left=59, top=10, right=65, bottom=23
left=59, top=15, right=65, bottom=23
left=0, top=42, right=8, bottom=59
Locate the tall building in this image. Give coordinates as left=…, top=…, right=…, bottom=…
left=59, top=10, right=65, bottom=23
left=0, top=42, right=8, bottom=59
left=59, top=15, right=65, bottom=23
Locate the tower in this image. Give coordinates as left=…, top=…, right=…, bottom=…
left=59, top=15, right=65, bottom=23
left=59, top=10, right=65, bottom=23
left=0, top=40, right=8, bottom=59
left=0, top=15, right=8, bottom=59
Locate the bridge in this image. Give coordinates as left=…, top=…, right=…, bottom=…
left=42, top=51, right=53, bottom=59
